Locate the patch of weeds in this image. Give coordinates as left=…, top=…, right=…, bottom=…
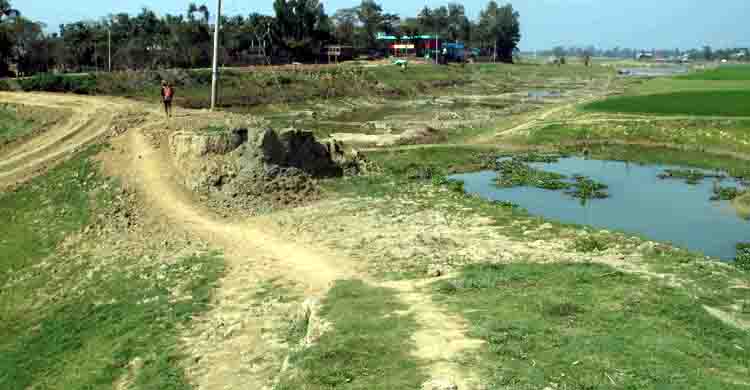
left=409, top=165, right=440, bottom=180
left=574, top=235, right=609, bottom=252
left=201, top=124, right=229, bottom=133
left=432, top=262, right=750, bottom=389
left=735, top=243, right=750, bottom=271
left=0, top=105, right=36, bottom=144
left=285, top=310, right=310, bottom=346
left=657, top=169, right=720, bottom=185
left=511, top=152, right=567, bottom=164
left=566, top=175, right=609, bottom=203
left=492, top=200, right=520, bottom=209
left=276, top=280, right=425, bottom=390
left=495, top=158, right=608, bottom=202
left=711, top=185, right=745, bottom=201
left=446, top=179, right=465, bottom=193
left=495, top=159, right=568, bottom=190
left=431, top=174, right=465, bottom=193
left=545, top=302, right=584, bottom=317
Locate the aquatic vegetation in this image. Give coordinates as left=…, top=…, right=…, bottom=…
left=566, top=175, right=609, bottom=201
left=735, top=243, right=750, bottom=271
left=495, top=159, right=568, bottom=190
left=710, top=185, right=746, bottom=201
left=496, top=158, right=608, bottom=202
left=657, top=169, right=724, bottom=185
left=512, top=152, right=567, bottom=164
left=432, top=174, right=465, bottom=193
left=492, top=200, right=520, bottom=209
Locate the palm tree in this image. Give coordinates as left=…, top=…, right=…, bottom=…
left=198, top=4, right=210, bottom=24
left=0, top=0, right=20, bottom=21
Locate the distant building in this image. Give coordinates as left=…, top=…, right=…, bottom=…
left=323, top=45, right=354, bottom=63
left=376, top=32, right=441, bottom=58
left=636, top=51, right=654, bottom=61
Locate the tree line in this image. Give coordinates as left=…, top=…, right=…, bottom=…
left=0, top=0, right=521, bottom=76
left=542, top=45, right=749, bottom=62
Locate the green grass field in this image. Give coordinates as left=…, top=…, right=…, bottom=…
left=584, top=90, right=750, bottom=116
left=0, top=105, right=36, bottom=144
left=680, top=65, right=750, bottom=81
left=631, top=79, right=750, bottom=95
left=0, top=148, right=224, bottom=390
left=433, top=262, right=750, bottom=389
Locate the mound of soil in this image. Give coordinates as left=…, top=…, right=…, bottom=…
left=168, top=121, right=365, bottom=213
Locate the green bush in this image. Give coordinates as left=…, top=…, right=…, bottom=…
left=735, top=243, right=750, bottom=270
left=574, top=235, right=608, bottom=253
left=18, top=73, right=97, bottom=94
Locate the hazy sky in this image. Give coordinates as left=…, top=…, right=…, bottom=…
left=19, top=0, right=750, bottom=50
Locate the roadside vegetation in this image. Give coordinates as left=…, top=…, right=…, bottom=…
left=0, top=148, right=224, bottom=390
left=7, top=62, right=612, bottom=111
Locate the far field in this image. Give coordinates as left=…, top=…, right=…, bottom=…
left=1, top=61, right=749, bottom=390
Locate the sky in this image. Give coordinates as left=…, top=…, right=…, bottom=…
left=18, top=0, right=750, bottom=51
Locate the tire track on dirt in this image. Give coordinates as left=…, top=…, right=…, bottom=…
left=0, top=92, right=126, bottom=187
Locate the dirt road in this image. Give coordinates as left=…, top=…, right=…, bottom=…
left=0, top=92, right=136, bottom=187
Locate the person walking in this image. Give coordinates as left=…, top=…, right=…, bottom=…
left=160, top=81, right=175, bottom=118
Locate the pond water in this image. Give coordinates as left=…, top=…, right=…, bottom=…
left=617, top=66, right=688, bottom=77
left=451, top=157, right=748, bottom=260
left=527, top=90, right=562, bottom=99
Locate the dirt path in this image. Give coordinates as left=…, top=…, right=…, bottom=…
left=118, top=128, right=484, bottom=388
left=0, top=92, right=133, bottom=186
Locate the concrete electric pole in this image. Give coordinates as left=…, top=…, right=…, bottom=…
left=210, top=0, right=222, bottom=111
left=108, top=29, right=112, bottom=72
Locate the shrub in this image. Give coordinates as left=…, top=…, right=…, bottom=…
left=574, top=235, right=608, bottom=253
left=735, top=243, right=750, bottom=271
left=18, top=73, right=97, bottom=94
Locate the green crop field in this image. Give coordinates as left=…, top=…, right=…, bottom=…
left=680, top=65, right=750, bottom=80
left=584, top=90, right=750, bottom=116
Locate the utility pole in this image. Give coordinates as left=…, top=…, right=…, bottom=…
left=434, top=21, right=438, bottom=65
left=108, top=29, right=112, bottom=72
left=210, top=0, right=222, bottom=111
